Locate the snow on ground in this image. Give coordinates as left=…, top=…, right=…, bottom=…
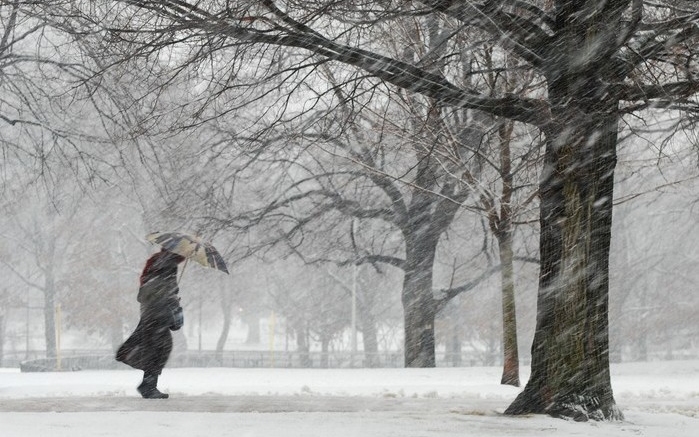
left=1, top=360, right=698, bottom=436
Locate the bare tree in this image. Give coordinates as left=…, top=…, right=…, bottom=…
left=40, top=0, right=699, bottom=420
left=320, top=260, right=402, bottom=367
left=470, top=47, right=542, bottom=386
left=610, top=140, right=699, bottom=362
left=25, top=1, right=507, bottom=369
left=0, top=190, right=81, bottom=359
left=1, top=1, right=133, bottom=190
left=227, top=101, right=497, bottom=369
left=266, top=261, right=352, bottom=367
left=60, top=194, right=147, bottom=352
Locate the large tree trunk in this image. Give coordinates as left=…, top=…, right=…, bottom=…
left=243, top=312, right=261, bottom=344
left=506, top=4, right=626, bottom=418
left=448, top=323, right=462, bottom=367
left=495, top=120, right=520, bottom=386
left=294, top=320, right=311, bottom=367
left=43, top=275, right=57, bottom=360
left=506, top=108, right=622, bottom=420
left=216, top=288, right=234, bottom=357
left=215, top=310, right=231, bottom=358
left=499, top=229, right=519, bottom=386
left=402, top=237, right=438, bottom=368
left=320, top=336, right=330, bottom=368
left=359, top=301, right=380, bottom=367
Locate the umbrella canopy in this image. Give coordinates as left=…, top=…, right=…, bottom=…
left=146, top=232, right=229, bottom=274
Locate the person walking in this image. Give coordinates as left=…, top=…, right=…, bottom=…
left=117, top=249, right=185, bottom=399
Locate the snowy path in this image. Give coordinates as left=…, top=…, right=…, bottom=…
left=0, top=393, right=510, bottom=414
left=3, top=402, right=697, bottom=437
left=1, top=362, right=698, bottom=436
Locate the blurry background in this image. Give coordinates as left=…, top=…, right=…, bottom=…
left=1, top=2, right=699, bottom=371
left=2, top=139, right=698, bottom=369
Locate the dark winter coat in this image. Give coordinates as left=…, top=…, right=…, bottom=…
left=116, top=250, right=185, bottom=374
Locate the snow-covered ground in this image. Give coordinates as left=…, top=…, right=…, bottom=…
left=1, top=360, right=698, bottom=436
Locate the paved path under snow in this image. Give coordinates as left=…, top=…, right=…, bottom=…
left=0, top=394, right=505, bottom=414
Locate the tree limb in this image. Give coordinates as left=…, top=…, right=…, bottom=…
left=113, top=0, right=551, bottom=127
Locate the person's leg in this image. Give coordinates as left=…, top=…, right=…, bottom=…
left=137, top=314, right=173, bottom=399
left=137, top=371, right=169, bottom=399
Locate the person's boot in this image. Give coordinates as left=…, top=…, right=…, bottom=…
left=137, top=373, right=169, bottom=399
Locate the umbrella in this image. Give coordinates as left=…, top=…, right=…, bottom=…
left=146, top=232, right=229, bottom=274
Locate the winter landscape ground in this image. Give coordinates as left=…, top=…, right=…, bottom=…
left=1, top=360, right=697, bottom=437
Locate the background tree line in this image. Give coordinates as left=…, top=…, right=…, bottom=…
left=0, top=0, right=698, bottom=422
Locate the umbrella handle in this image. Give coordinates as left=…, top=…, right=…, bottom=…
left=178, top=258, right=189, bottom=284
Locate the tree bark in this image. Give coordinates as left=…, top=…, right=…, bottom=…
left=505, top=2, right=628, bottom=418
left=359, top=302, right=380, bottom=367
left=402, top=236, right=438, bottom=368
left=216, top=288, right=234, bottom=357
left=43, top=273, right=57, bottom=360
left=448, top=323, right=462, bottom=367
left=505, top=107, right=622, bottom=420
left=320, top=337, right=330, bottom=368
left=216, top=309, right=231, bottom=358
left=244, top=312, right=261, bottom=344
left=499, top=229, right=520, bottom=386
left=294, top=320, right=311, bottom=367
left=496, top=119, right=520, bottom=386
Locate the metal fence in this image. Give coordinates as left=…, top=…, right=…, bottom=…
left=8, top=349, right=498, bottom=372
